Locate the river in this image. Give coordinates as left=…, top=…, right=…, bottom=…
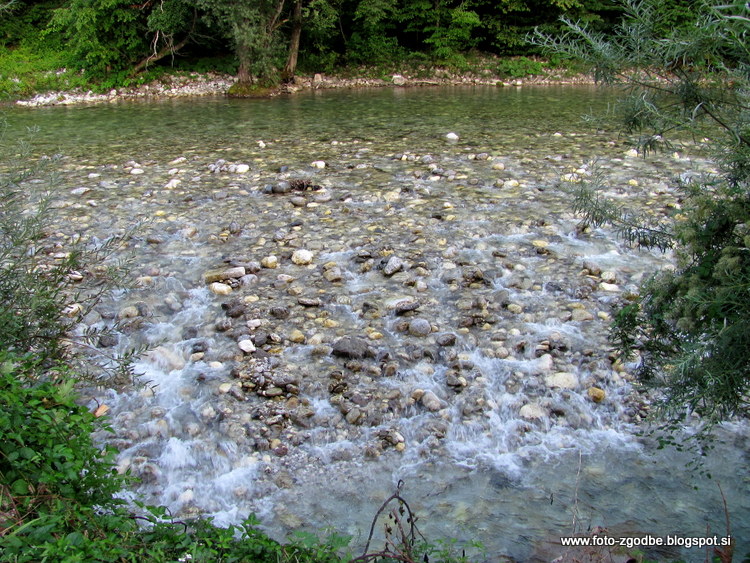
left=7, top=85, right=749, bottom=561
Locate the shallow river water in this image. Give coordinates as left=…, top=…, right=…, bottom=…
left=7, top=85, right=749, bottom=561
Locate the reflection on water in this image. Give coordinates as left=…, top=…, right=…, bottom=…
left=7, top=86, right=748, bottom=561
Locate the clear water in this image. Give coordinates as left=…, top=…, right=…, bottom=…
left=6, top=86, right=748, bottom=561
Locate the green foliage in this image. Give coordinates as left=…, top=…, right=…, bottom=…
left=497, top=55, right=546, bottom=77
left=0, top=363, right=350, bottom=561
left=196, top=0, right=287, bottom=85
left=47, top=0, right=150, bottom=77
left=423, top=6, right=481, bottom=61
left=532, top=0, right=750, bottom=432
left=0, top=0, right=62, bottom=48
left=0, top=353, right=124, bottom=509
left=0, top=45, right=84, bottom=99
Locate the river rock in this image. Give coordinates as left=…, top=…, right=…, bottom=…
left=519, top=403, right=546, bottom=420
left=332, top=336, right=370, bottom=359
left=436, top=332, right=457, bottom=346
left=387, top=298, right=420, bottom=314
left=599, top=282, right=620, bottom=292
left=383, top=256, right=405, bottom=276
left=311, top=160, right=326, bottom=169
left=408, top=318, right=432, bottom=337
left=345, top=407, right=364, bottom=424
left=209, top=282, right=233, bottom=295
left=583, top=261, right=602, bottom=275
left=238, top=339, right=256, bottom=354
left=222, top=299, right=246, bottom=318
left=588, top=386, right=606, bottom=403
left=420, top=390, right=443, bottom=412
left=571, top=308, right=594, bottom=322
left=323, top=266, right=343, bottom=282
left=545, top=372, right=578, bottom=389
left=446, top=132, right=460, bottom=141
left=291, top=249, right=314, bottom=265
left=392, top=74, right=407, bottom=86
left=289, top=329, right=306, bottom=343
left=261, top=256, right=279, bottom=269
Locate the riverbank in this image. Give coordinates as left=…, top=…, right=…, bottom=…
left=15, top=63, right=594, bottom=107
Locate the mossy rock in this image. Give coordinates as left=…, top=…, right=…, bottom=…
left=227, top=82, right=276, bottom=98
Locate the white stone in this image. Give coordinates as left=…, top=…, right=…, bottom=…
left=545, top=372, right=578, bottom=389
left=261, top=256, right=279, bottom=269
left=392, top=74, right=407, bottom=86
left=445, top=132, right=460, bottom=141
left=311, top=160, right=326, bottom=169
left=534, top=354, right=554, bottom=373
left=209, top=282, right=232, bottom=295
left=130, top=168, right=144, bottom=175
left=599, top=282, right=620, bottom=292
left=291, top=249, right=314, bottom=265
left=238, top=339, right=256, bottom=353
left=520, top=403, right=546, bottom=420
left=235, top=164, right=250, bottom=173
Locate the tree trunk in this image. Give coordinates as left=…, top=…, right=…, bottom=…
left=131, top=36, right=190, bottom=76
left=236, top=38, right=252, bottom=86
left=282, top=0, right=302, bottom=83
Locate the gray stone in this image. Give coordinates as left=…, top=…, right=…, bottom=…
left=408, top=318, right=432, bottom=337
left=383, top=256, right=406, bottom=276
left=387, top=298, right=420, bottom=315
left=332, top=336, right=370, bottom=359
left=436, top=332, right=457, bottom=346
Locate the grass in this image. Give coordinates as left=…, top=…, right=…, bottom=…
left=0, top=43, right=90, bottom=99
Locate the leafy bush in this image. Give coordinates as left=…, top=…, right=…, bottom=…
left=497, top=56, right=545, bottom=77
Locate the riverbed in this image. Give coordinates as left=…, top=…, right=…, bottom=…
left=7, top=85, right=749, bottom=561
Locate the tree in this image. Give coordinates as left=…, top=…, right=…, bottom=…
left=48, top=0, right=200, bottom=79
left=531, top=0, right=750, bottom=434
left=198, top=0, right=288, bottom=91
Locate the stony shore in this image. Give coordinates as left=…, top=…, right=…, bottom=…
left=15, top=67, right=595, bottom=107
